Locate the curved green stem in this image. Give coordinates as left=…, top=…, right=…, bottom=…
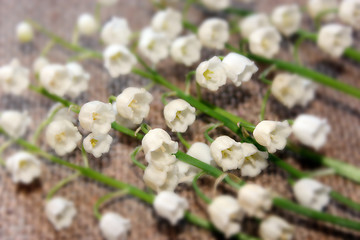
left=185, top=71, right=195, bottom=94
left=93, top=190, right=129, bottom=220
left=131, top=146, right=146, bottom=170
left=46, top=172, right=80, bottom=200
left=0, top=140, right=14, bottom=166
left=293, top=36, right=305, bottom=65
left=161, top=91, right=176, bottom=105
left=193, top=172, right=212, bottom=204
left=40, top=39, right=55, bottom=57
left=204, top=123, right=223, bottom=143
left=260, top=88, right=271, bottom=121
left=176, top=132, right=191, bottom=149
left=314, top=8, right=338, bottom=30
left=81, top=144, right=89, bottom=168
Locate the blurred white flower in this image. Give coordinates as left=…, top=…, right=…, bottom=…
left=65, top=62, right=90, bottom=98
left=40, top=64, right=72, bottom=97
left=79, top=101, right=115, bottom=134
left=138, top=28, right=169, bottom=64
left=307, top=0, right=337, bottom=21
left=151, top=8, right=182, bottom=39
left=200, top=0, right=230, bottom=11
left=153, top=191, right=189, bottom=225
left=116, top=87, right=153, bottom=125
left=271, top=4, right=302, bottom=36
left=0, top=59, right=30, bottom=95
left=249, top=27, right=281, bottom=58
left=170, top=34, right=202, bottom=66
left=33, top=57, right=49, bottom=75
left=101, top=17, right=131, bottom=46
left=45, top=120, right=82, bottom=156
left=48, top=103, right=76, bottom=123
left=210, top=136, right=244, bottom=171
left=240, top=13, right=271, bottom=39
left=16, top=21, right=34, bottom=43
left=164, top=99, right=196, bottom=133
left=45, top=197, right=77, bottom=230
left=339, top=0, right=360, bottom=29
left=271, top=73, right=317, bottom=108
left=208, top=195, right=244, bottom=238
left=222, top=52, right=258, bottom=86
left=241, top=143, right=268, bottom=177
left=83, top=133, right=112, bottom=158
left=237, top=184, right=272, bottom=218
left=77, top=13, right=98, bottom=35
left=292, top=114, right=331, bottom=150
left=317, top=24, right=353, bottom=58
left=98, top=0, right=118, bottom=6
left=253, top=120, right=292, bottom=153
left=143, top=163, right=179, bottom=192
left=99, top=212, right=131, bottom=240
left=103, top=44, right=137, bottom=78
left=0, top=110, right=31, bottom=138
left=293, top=178, right=331, bottom=211
left=112, top=102, right=138, bottom=129
left=259, top=216, right=294, bottom=240
left=198, top=18, right=229, bottom=49
left=6, top=152, right=41, bottom=184
left=196, top=56, right=227, bottom=91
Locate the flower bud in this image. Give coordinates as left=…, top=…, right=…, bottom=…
left=16, top=21, right=34, bottom=43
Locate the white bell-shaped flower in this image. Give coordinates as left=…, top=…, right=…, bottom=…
left=237, top=184, right=272, bottom=218
left=170, top=34, right=202, bottom=66
left=79, top=101, right=115, bottom=134
left=116, top=87, right=153, bottom=125
left=240, top=13, right=272, bottom=39
left=153, top=191, right=189, bottom=225
left=77, top=13, right=98, bottom=35
left=138, top=28, right=169, bottom=64
left=307, top=0, right=337, bottom=20
left=292, top=114, right=331, bottom=150
left=101, top=17, right=131, bottom=46
left=6, top=152, right=41, bottom=184
left=253, top=120, right=292, bottom=153
left=241, top=143, right=268, bottom=177
left=65, top=62, right=90, bottom=98
left=45, top=120, right=82, bottom=156
left=103, top=44, right=137, bottom=78
left=259, top=216, right=294, bottom=240
left=198, top=18, right=229, bottom=50
left=196, top=56, right=227, bottom=91
left=200, top=0, right=230, bottom=11
left=208, top=195, right=244, bottom=238
left=317, top=24, right=353, bottom=58
left=222, top=52, right=258, bottom=86
left=143, top=163, right=179, bottom=192
left=112, top=102, right=138, bottom=129
left=99, top=212, right=131, bottom=240
left=339, top=0, right=360, bottom=29
left=151, top=8, right=182, bottom=39
left=0, top=110, right=31, bottom=138
left=48, top=103, right=76, bottom=123
left=40, top=64, right=72, bottom=97
left=0, top=59, right=30, bottom=95
left=16, top=21, right=34, bottom=43
left=83, top=133, right=112, bottom=158
left=249, top=27, right=281, bottom=58
left=163, top=99, right=196, bottom=133
left=33, top=57, right=49, bottom=75
left=271, top=4, right=302, bottom=36
left=210, top=136, right=244, bottom=171
left=271, top=73, right=317, bottom=109
left=45, top=197, right=77, bottom=230
left=293, top=178, right=331, bottom=211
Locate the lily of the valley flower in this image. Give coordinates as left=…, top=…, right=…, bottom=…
left=293, top=178, right=331, bottom=211
left=163, top=99, right=196, bottom=133
left=116, top=87, right=153, bottom=125
left=6, top=152, right=41, bottom=184
left=271, top=73, right=317, bottom=108
left=237, top=184, right=272, bottom=218
left=317, top=24, right=353, bottom=58
left=48, top=103, right=76, bottom=123
left=103, top=44, right=137, bottom=78
left=79, top=101, right=115, bottom=134
left=45, top=120, right=82, bottom=156
left=0, top=110, right=31, bottom=138
left=77, top=13, right=98, bottom=35
left=45, top=197, right=77, bottom=230
left=253, top=120, right=292, bottom=153
left=241, top=143, right=268, bottom=177
left=200, top=0, right=230, bottom=11
left=0, top=59, right=30, bottom=95
left=112, top=102, right=138, bottom=129
left=138, top=28, right=169, bottom=64
left=196, top=56, right=227, bottom=91
left=259, top=215, right=294, bottom=240
left=40, top=64, right=72, bottom=97
left=249, top=27, right=282, bottom=58
left=339, top=0, right=360, bottom=29
left=210, top=136, right=244, bottom=171
left=99, top=212, right=131, bottom=240
left=198, top=18, right=229, bottom=50
left=292, top=114, right=331, bottom=150
left=170, top=34, right=202, bottom=66
left=240, top=13, right=272, bottom=39
left=83, top=133, right=113, bottom=158
left=153, top=191, right=189, bottom=225
left=143, top=163, right=179, bottom=192
left=151, top=8, right=182, bottom=39
left=101, top=17, right=131, bottom=46
left=307, top=0, right=337, bottom=20
left=271, top=4, right=302, bottom=36
left=208, top=195, right=244, bottom=238
left=33, top=57, right=49, bottom=75
left=66, top=62, right=90, bottom=98
left=222, top=52, right=258, bottom=86
left=16, top=21, right=34, bottom=43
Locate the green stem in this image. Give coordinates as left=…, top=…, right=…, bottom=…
left=192, top=172, right=212, bottom=204
left=293, top=36, right=305, bottom=65
left=93, top=189, right=129, bottom=220
left=71, top=26, right=79, bottom=45
left=108, top=95, right=117, bottom=103
left=176, top=132, right=191, bottom=149
left=161, top=91, right=176, bottom=105
left=40, top=39, right=55, bottom=57
left=185, top=71, right=195, bottom=94
left=46, top=172, right=80, bottom=200
left=94, top=3, right=102, bottom=24
left=260, top=88, right=271, bottom=121
left=224, top=7, right=253, bottom=17
left=0, top=140, right=14, bottom=166
left=314, top=8, right=338, bottom=30
left=81, top=144, right=89, bottom=168
left=204, top=123, right=223, bottom=143
left=130, top=146, right=146, bottom=170
left=330, top=191, right=360, bottom=212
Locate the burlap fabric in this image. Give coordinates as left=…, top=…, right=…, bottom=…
left=0, top=0, right=359, bottom=239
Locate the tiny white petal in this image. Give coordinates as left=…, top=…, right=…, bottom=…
left=77, top=13, right=98, bottom=35
left=210, top=136, right=244, bottom=171
left=40, top=64, right=72, bottom=97
left=240, top=13, right=271, bottom=39
left=271, top=4, right=302, bottom=36
left=16, top=21, right=34, bottom=43
left=143, top=163, right=179, bottom=192
left=99, top=212, right=131, bottom=240
left=196, top=56, right=227, bottom=91
left=6, top=152, right=41, bottom=184
left=45, top=197, right=77, bottom=230
left=83, top=133, right=112, bottom=158
left=170, top=34, right=202, bottom=66
left=249, top=27, right=282, bottom=58
left=241, top=143, right=268, bottom=177
left=237, top=184, right=272, bottom=218
left=164, top=99, right=196, bottom=133
left=259, top=215, right=294, bottom=240
left=138, top=28, right=170, bottom=64
left=151, top=8, right=182, bottom=39
left=198, top=18, right=229, bottom=50
left=79, top=101, right=115, bottom=134
left=0, top=59, right=30, bottom=95
left=0, top=110, right=31, bottom=138
left=101, top=17, right=131, bottom=46
left=103, top=45, right=137, bottom=78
